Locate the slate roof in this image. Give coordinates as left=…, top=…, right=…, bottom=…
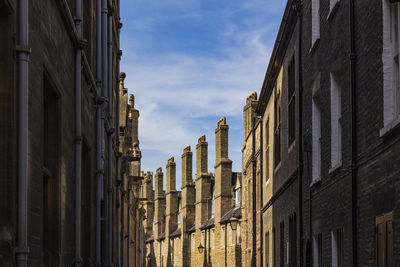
left=187, top=224, right=196, bottom=233
left=200, top=217, right=215, bottom=230
left=170, top=228, right=181, bottom=238
left=220, top=206, right=241, bottom=224
left=146, top=235, right=154, bottom=243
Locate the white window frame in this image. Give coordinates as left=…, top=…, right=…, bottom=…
left=312, top=98, right=321, bottom=183
left=328, top=0, right=340, bottom=19
left=382, top=0, right=400, bottom=135
left=330, top=73, right=342, bottom=171
left=221, top=225, right=226, bottom=248
left=331, top=229, right=343, bottom=267
left=313, top=234, right=322, bottom=267
left=191, top=233, right=195, bottom=252
left=211, top=229, right=215, bottom=249
left=311, top=0, right=320, bottom=50
left=234, top=188, right=241, bottom=207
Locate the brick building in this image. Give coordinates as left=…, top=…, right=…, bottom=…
left=254, top=0, right=400, bottom=266
left=0, top=0, right=146, bottom=266
left=301, top=0, right=400, bottom=265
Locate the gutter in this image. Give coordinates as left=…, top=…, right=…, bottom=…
left=15, top=0, right=30, bottom=266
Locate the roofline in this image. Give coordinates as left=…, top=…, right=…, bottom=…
left=256, top=0, right=297, bottom=115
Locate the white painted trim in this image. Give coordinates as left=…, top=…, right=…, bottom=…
left=311, top=0, right=320, bottom=48
left=380, top=114, right=400, bottom=136
left=330, top=73, right=342, bottom=169
left=312, top=98, right=321, bottom=183
left=327, top=0, right=340, bottom=20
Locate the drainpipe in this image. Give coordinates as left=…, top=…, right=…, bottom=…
left=121, top=169, right=125, bottom=267
left=115, top=0, right=122, bottom=263
left=115, top=63, right=123, bottom=267
left=102, top=0, right=108, bottom=103
left=74, top=0, right=84, bottom=265
left=293, top=1, right=304, bottom=266
left=106, top=3, right=113, bottom=266
left=95, top=0, right=104, bottom=265
left=224, top=223, right=227, bottom=267
left=349, top=0, right=358, bottom=266
left=127, top=188, right=131, bottom=267
left=15, top=0, right=30, bottom=266
left=251, top=116, right=256, bottom=267
left=259, top=115, right=263, bottom=267
left=101, top=1, right=109, bottom=264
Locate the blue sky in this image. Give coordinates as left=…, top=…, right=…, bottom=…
left=120, top=0, right=286, bottom=189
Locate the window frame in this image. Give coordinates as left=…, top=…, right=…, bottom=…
left=330, top=73, right=342, bottom=170
left=382, top=0, right=400, bottom=135
left=274, top=79, right=282, bottom=168
left=265, top=118, right=270, bottom=185
left=311, top=0, right=321, bottom=50
left=376, top=212, right=394, bottom=267
left=288, top=56, right=296, bottom=147
left=312, top=97, right=322, bottom=183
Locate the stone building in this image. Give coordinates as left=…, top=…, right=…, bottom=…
left=144, top=118, right=243, bottom=267
left=241, top=92, right=263, bottom=266
left=119, top=86, right=146, bottom=266
left=0, top=0, right=146, bottom=266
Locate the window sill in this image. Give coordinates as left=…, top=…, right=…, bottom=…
left=309, top=38, right=320, bottom=54
left=288, top=140, right=296, bottom=154
left=329, top=163, right=342, bottom=174
left=380, top=115, right=400, bottom=137
left=327, top=0, right=340, bottom=21
left=310, top=177, right=321, bottom=188
left=274, top=162, right=281, bottom=175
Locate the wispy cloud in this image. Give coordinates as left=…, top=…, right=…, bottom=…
left=120, top=0, right=286, bottom=187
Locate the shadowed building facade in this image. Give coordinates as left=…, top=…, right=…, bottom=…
left=0, top=0, right=147, bottom=265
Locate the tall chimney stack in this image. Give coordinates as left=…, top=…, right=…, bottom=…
left=214, top=117, right=233, bottom=223
left=195, top=135, right=212, bottom=229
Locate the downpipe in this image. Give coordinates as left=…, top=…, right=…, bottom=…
left=127, top=188, right=131, bottom=267
left=107, top=4, right=113, bottom=266
left=15, top=0, right=30, bottom=266
left=251, top=116, right=256, bottom=267
left=95, top=0, right=104, bottom=264
left=74, top=0, right=83, bottom=265
left=349, top=0, right=358, bottom=266
left=121, top=170, right=125, bottom=267
left=101, top=0, right=109, bottom=264
left=293, top=1, right=304, bottom=266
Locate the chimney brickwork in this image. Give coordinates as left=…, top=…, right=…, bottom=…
left=181, top=146, right=195, bottom=232
left=154, top=168, right=165, bottom=239
left=143, top=171, right=154, bottom=236
left=165, top=157, right=178, bottom=237
left=214, top=117, right=233, bottom=223
left=243, top=91, right=258, bottom=143
left=195, top=135, right=212, bottom=229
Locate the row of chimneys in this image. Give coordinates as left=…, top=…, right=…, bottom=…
left=143, top=117, right=234, bottom=240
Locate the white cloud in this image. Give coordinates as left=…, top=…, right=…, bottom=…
left=120, top=0, right=285, bottom=185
